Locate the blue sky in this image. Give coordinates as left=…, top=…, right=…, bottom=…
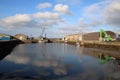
left=0, top=0, right=120, bottom=38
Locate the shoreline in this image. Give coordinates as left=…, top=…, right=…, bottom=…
left=0, top=40, right=120, bottom=52
left=59, top=41, right=120, bottom=52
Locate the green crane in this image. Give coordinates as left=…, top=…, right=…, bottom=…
left=99, top=29, right=112, bottom=41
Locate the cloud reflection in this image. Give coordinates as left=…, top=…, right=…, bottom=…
left=6, top=55, right=30, bottom=64
left=4, top=43, right=75, bottom=76
left=3, top=43, right=120, bottom=80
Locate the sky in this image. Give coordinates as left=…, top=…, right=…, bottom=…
left=0, top=0, right=120, bottom=38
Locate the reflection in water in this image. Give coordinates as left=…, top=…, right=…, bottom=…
left=1, top=43, right=72, bottom=79
left=114, top=59, right=120, bottom=68
left=98, top=53, right=115, bottom=64
left=82, top=48, right=120, bottom=80
left=76, top=46, right=84, bottom=62
left=0, top=43, right=120, bottom=80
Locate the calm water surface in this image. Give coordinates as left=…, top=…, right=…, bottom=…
left=0, top=43, right=120, bottom=80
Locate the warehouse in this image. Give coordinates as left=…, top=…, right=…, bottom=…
left=15, top=34, right=28, bottom=40
left=64, top=33, right=83, bottom=41
left=82, top=31, right=116, bottom=41
left=64, top=31, right=116, bottom=41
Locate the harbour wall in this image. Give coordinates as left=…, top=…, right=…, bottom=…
left=59, top=40, right=120, bottom=52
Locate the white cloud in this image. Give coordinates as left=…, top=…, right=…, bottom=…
left=82, top=0, right=120, bottom=27
left=83, top=0, right=110, bottom=21
left=103, top=0, right=120, bottom=26
left=34, top=12, right=64, bottom=28
left=2, top=14, right=32, bottom=24
left=37, top=2, right=52, bottom=9
left=54, top=4, right=72, bottom=15
left=56, top=0, right=81, bottom=5
left=84, top=4, right=102, bottom=21
left=58, top=22, right=94, bottom=35
left=0, top=12, right=64, bottom=29
left=0, top=14, right=33, bottom=28
left=78, top=18, right=101, bottom=27
left=34, top=12, right=60, bottom=19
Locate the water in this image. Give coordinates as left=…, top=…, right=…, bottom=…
left=0, top=43, right=120, bottom=80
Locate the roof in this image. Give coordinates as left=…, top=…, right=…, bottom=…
left=82, top=31, right=116, bottom=35
left=15, top=34, right=27, bottom=37
left=64, top=31, right=116, bottom=37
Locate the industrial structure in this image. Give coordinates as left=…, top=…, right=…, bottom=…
left=83, top=31, right=116, bottom=41
left=116, top=32, right=120, bottom=41
left=64, top=33, right=83, bottom=41
left=99, top=29, right=113, bottom=41
left=15, top=34, right=28, bottom=41
left=64, top=31, right=116, bottom=42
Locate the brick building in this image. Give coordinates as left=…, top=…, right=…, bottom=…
left=82, top=31, right=116, bottom=41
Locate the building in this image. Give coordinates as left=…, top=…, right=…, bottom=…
left=118, top=32, right=120, bottom=36
left=82, top=31, right=116, bottom=41
left=64, top=34, right=83, bottom=41
left=64, top=31, right=116, bottom=41
left=15, top=34, right=28, bottom=40
left=116, top=32, right=120, bottom=41
left=0, top=33, right=11, bottom=41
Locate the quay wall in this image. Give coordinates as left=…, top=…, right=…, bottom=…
left=59, top=40, right=120, bottom=52
left=0, top=40, right=23, bottom=49
left=84, top=41, right=120, bottom=52
left=0, top=40, right=23, bottom=60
